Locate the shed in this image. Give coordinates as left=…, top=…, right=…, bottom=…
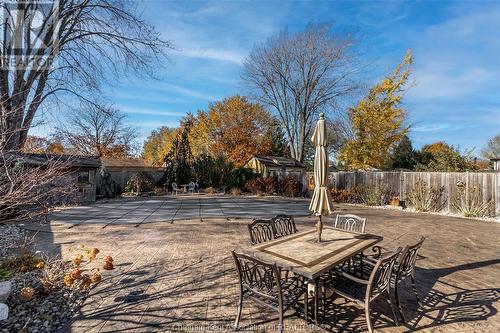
left=1, top=152, right=101, bottom=202
left=100, top=158, right=165, bottom=192
left=490, top=157, right=500, bottom=171
left=243, top=155, right=306, bottom=179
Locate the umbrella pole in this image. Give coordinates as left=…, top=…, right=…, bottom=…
left=316, top=215, right=323, bottom=242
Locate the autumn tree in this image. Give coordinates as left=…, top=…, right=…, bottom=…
left=243, top=23, right=360, bottom=163
left=55, top=103, right=137, bottom=158
left=339, top=50, right=413, bottom=170
left=142, top=127, right=178, bottom=166
left=192, top=96, right=273, bottom=166
left=0, top=1, right=170, bottom=152
left=481, top=135, right=500, bottom=160
left=415, top=141, right=472, bottom=171
left=22, top=136, right=51, bottom=154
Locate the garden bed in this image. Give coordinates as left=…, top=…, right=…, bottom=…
left=0, top=224, right=112, bottom=333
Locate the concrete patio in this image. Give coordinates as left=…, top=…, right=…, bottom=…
left=27, top=196, right=500, bottom=332
left=50, top=195, right=310, bottom=227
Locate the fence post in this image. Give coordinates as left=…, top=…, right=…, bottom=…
left=496, top=172, right=500, bottom=216
left=465, top=171, right=470, bottom=205
left=399, top=170, right=404, bottom=201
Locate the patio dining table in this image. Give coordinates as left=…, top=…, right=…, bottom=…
left=243, top=226, right=383, bottom=323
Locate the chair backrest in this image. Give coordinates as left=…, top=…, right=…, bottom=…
left=172, top=182, right=178, bottom=190
left=248, top=219, right=275, bottom=245
left=396, top=237, right=425, bottom=279
left=367, top=248, right=402, bottom=300
left=232, top=251, right=281, bottom=300
left=334, top=214, right=366, bottom=233
left=272, top=215, right=298, bottom=238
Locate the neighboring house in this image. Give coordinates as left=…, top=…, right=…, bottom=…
left=243, top=155, right=307, bottom=179
left=1, top=152, right=101, bottom=202
left=491, top=157, right=500, bottom=171
left=100, top=158, right=164, bottom=192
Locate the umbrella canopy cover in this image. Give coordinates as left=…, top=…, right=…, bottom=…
left=309, top=113, right=333, bottom=216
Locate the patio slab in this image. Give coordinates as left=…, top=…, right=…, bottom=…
left=27, top=196, right=500, bottom=332
left=50, top=195, right=312, bottom=226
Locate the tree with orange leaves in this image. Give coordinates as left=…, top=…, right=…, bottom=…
left=192, top=96, right=274, bottom=167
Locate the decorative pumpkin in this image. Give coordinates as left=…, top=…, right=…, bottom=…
left=72, top=255, right=82, bottom=266
left=64, top=274, right=75, bottom=286
left=103, top=261, right=114, bottom=270
left=80, top=274, right=92, bottom=289
left=70, top=268, right=82, bottom=279
left=20, top=287, right=35, bottom=301
left=91, top=270, right=102, bottom=284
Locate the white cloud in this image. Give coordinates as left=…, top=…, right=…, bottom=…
left=118, top=106, right=186, bottom=117
left=173, top=47, right=245, bottom=65
left=161, top=83, right=219, bottom=101
left=407, top=7, right=500, bottom=103
left=412, top=123, right=466, bottom=133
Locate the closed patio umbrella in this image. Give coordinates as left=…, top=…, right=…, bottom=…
left=308, top=113, right=333, bottom=242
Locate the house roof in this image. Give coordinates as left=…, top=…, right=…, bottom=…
left=249, top=155, right=306, bottom=168
left=101, top=158, right=154, bottom=168
left=1, top=152, right=101, bottom=168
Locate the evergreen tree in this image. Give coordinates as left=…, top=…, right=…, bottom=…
left=264, top=119, right=289, bottom=157
left=391, top=135, right=416, bottom=169
left=159, top=120, right=194, bottom=188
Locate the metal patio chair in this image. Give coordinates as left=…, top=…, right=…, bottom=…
left=324, top=249, right=402, bottom=333
left=392, top=237, right=425, bottom=322
left=272, top=215, right=298, bottom=238
left=248, top=219, right=275, bottom=245
left=171, top=182, right=179, bottom=195
left=333, top=214, right=367, bottom=233
left=232, top=251, right=307, bottom=333
left=188, top=181, right=195, bottom=194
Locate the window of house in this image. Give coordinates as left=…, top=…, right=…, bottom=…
left=77, top=171, right=90, bottom=184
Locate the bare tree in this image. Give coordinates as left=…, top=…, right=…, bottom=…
left=242, top=23, right=360, bottom=162
left=55, top=102, right=137, bottom=157
left=0, top=0, right=171, bottom=151
left=0, top=151, right=76, bottom=222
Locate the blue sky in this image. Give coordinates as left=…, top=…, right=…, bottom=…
left=103, top=0, right=500, bottom=155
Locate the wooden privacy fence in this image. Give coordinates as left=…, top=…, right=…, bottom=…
left=305, top=171, right=500, bottom=216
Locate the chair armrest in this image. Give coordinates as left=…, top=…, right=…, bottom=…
left=341, top=271, right=369, bottom=285
left=362, top=257, right=377, bottom=266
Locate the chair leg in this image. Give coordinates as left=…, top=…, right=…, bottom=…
left=304, top=286, right=309, bottom=321
left=365, top=301, right=374, bottom=333
left=410, top=274, right=422, bottom=305
left=234, top=290, right=244, bottom=329
left=278, top=305, right=284, bottom=333
left=387, top=290, right=400, bottom=326
left=394, top=283, right=405, bottom=323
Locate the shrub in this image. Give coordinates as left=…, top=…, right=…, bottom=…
left=452, top=185, right=494, bottom=218
left=244, top=176, right=279, bottom=195
left=192, top=154, right=233, bottom=190
left=407, top=180, right=444, bottom=212
left=204, top=186, right=217, bottom=194
left=281, top=176, right=302, bottom=197
left=230, top=187, right=241, bottom=196
left=97, top=167, right=119, bottom=198
left=357, top=185, right=392, bottom=206
left=125, top=172, right=155, bottom=193
left=228, top=167, right=256, bottom=190
left=330, top=188, right=359, bottom=203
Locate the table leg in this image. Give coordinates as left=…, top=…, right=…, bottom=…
left=304, top=283, right=309, bottom=321
left=314, top=279, right=319, bottom=323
